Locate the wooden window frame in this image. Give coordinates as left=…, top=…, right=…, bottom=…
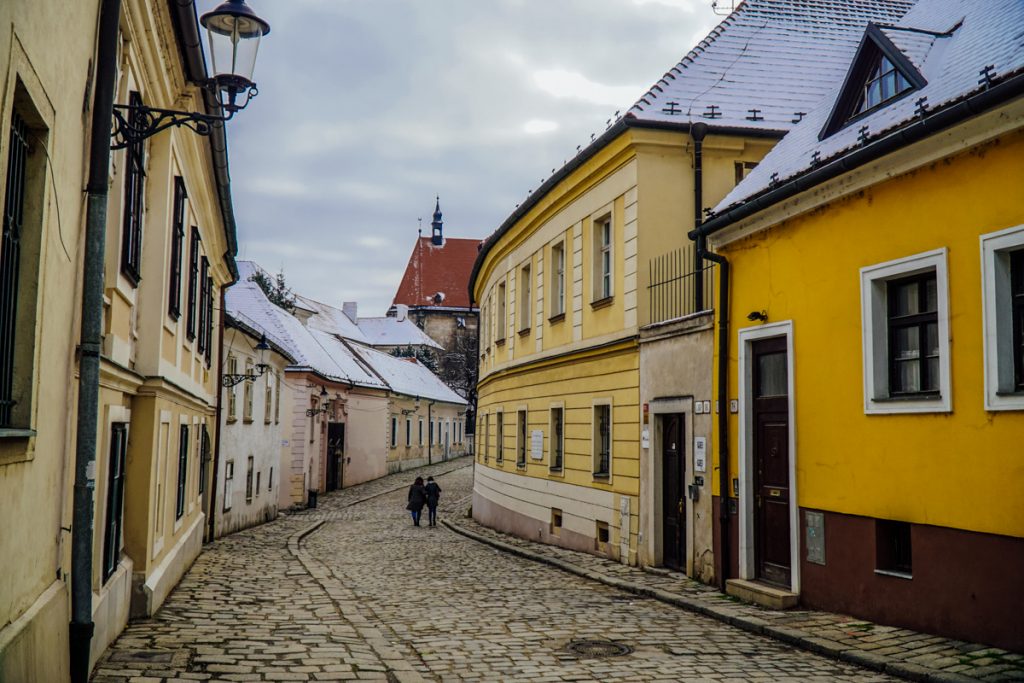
left=886, top=272, right=939, bottom=397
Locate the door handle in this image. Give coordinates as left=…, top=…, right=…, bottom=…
left=677, top=499, right=683, bottom=515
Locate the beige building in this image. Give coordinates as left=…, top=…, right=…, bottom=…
left=0, top=0, right=251, bottom=679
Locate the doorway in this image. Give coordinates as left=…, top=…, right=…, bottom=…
left=661, top=413, right=686, bottom=571
left=752, top=337, right=791, bottom=587
left=326, top=422, right=345, bottom=492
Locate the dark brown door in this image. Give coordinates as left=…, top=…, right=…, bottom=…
left=326, top=422, right=345, bottom=492
left=662, top=414, right=686, bottom=570
left=753, top=337, right=791, bottom=587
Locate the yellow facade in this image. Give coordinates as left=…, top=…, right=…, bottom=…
left=473, top=125, right=774, bottom=563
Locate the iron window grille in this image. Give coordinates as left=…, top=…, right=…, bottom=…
left=887, top=273, right=939, bottom=396
left=0, top=110, right=29, bottom=427
left=120, top=91, right=146, bottom=287
left=198, top=424, right=210, bottom=495
left=550, top=407, right=563, bottom=471
left=175, top=424, right=189, bottom=520
left=516, top=410, right=527, bottom=467
left=245, top=456, right=254, bottom=502
left=205, top=275, right=214, bottom=365
left=594, top=405, right=610, bottom=476
left=102, top=423, right=128, bottom=583
left=495, top=414, right=503, bottom=463
left=168, top=177, right=186, bottom=319
left=197, top=257, right=209, bottom=354
left=1012, top=250, right=1024, bottom=391
left=186, top=227, right=200, bottom=340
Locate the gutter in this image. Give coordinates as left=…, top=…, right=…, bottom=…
left=468, top=116, right=784, bottom=303
left=691, top=70, right=1024, bottom=241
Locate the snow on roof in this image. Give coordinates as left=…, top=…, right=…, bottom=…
left=628, top=0, right=913, bottom=132
left=293, top=294, right=370, bottom=344
left=715, top=0, right=1024, bottom=212
left=347, top=344, right=466, bottom=406
left=393, top=236, right=481, bottom=310
left=356, top=316, right=442, bottom=350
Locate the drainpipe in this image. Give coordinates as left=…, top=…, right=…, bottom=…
left=700, top=246, right=731, bottom=591
left=427, top=400, right=436, bottom=465
left=691, top=123, right=708, bottom=311
left=71, top=0, right=121, bottom=680
left=208, top=288, right=227, bottom=541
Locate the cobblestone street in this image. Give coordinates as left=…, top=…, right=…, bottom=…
left=93, top=459, right=897, bottom=682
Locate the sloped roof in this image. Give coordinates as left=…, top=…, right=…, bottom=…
left=347, top=344, right=466, bottom=406
left=713, top=0, right=1024, bottom=214
left=393, top=237, right=481, bottom=310
left=356, top=316, right=442, bottom=350
left=294, top=294, right=369, bottom=344
left=629, top=0, right=913, bottom=132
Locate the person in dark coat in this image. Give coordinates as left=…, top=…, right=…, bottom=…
left=407, top=476, right=427, bottom=526
left=424, top=476, right=442, bottom=527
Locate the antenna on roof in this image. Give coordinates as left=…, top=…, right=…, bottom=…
left=711, top=0, right=738, bottom=16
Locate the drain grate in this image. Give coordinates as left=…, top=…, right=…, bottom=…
left=565, top=639, right=634, bottom=658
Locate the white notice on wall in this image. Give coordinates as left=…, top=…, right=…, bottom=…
left=694, top=437, right=707, bottom=473
left=530, top=430, right=544, bottom=459
left=641, top=427, right=650, bottom=450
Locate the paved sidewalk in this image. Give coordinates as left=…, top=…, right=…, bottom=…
left=445, top=508, right=1024, bottom=683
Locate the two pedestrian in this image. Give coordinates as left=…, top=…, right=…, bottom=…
left=407, top=476, right=426, bottom=526
left=425, top=476, right=442, bottom=527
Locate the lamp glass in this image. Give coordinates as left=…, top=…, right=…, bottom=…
left=201, top=1, right=270, bottom=85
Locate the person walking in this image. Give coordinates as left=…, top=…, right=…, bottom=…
left=424, top=476, right=442, bottom=527
left=407, top=476, right=427, bottom=526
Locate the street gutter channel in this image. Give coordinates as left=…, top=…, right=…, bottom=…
left=442, top=520, right=982, bottom=683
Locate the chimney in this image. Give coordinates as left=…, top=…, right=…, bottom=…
left=395, top=304, right=408, bottom=322
left=342, top=301, right=357, bottom=322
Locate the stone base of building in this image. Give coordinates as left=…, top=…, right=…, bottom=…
left=131, top=514, right=204, bottom=619
left=91, top=557, right=133, bottom=669
left=0, top=580, right=70, bottom=683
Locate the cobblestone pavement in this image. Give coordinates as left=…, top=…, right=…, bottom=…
left=88, top=458, right=949, bottom=681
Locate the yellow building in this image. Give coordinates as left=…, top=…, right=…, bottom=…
left=693, top=0, right=1024, bottom=649
left=470, top=0, right=912, bottom=571
left=0, top=0, right=259, bottom=679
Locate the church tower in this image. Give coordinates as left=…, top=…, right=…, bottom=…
left=431, top=196, right=443, bottom=246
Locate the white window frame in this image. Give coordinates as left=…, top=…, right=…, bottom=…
left=860, top=248, right=951, bottom=414
left=519, top=263, right=531, bottom=332
left=981, top=224, right=1024, bottom=411
left=551, top=241, right=566, bottom=317
left=593, top=215, right=613, bottom=301
left=496, top=281, right=507, bottom=342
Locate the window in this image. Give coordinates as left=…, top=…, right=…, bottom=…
left=168, top=177, right=186, bottom=319
left=120, top=91, right=145, bottom=286
left=876, top=520, right=912, bottom=577
left=245, top=455, right=254, bottom=502
left=593, top=216, right=613, bottom=301
left=516, top=409, right=527, bottom=468
left=205, top=276, right=214, bottom=365
left=429, top=419, right=434, bottom=446
left=861, top=249, right=950, bottom=413
left=274, top=372, right=281, bottom=423
left=596, top=520, right=610, bottom=548
left=175, top=424, right=189, bottom=520
left=735, top=161, right=758, bottom=186
left=855, top=54, right=912, bottom=116
left=519, top=264, right=531, bottom=333
left=550, top=508, right=562, bottom=535
left=483, top=413, right=489, bottom=462
left=406, top=417, right=412, bottom=446
left=419, top=417, right=424, bottom=446
left=102, top=423, right=128, bottom=583
left=593, top=403, right=611, bottom=477
left=223, top=460, right=234, bottom=512
left=391, top=416, right=398, bottom=448
left=496, top=281, right=506, bottom=342
left=981, top=225, right=1024, bottom=410
left=186, top=227, right=200, bottom=340
left=198, top=257, right=209, bottom=353
left=256, top=471, right=261, bottom=495
left=495, top=411, right=504, bottom=463
left=550, top=407, right=563, bottom=471
left=550, top=242, right=565, bottom=318
left=0, top=104, right=45, bottom=430
left=226, top=355, right=237, bottom=421
left=243, top=359, right=254, bottom=422
left=198, top=425, right=209, bottom=495
left=268, top=466, right=273, bottom=491
left=264, top=372, right=273, bottom=424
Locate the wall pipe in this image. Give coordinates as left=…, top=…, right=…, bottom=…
left=691, top=122, right=708, bottom=311
left=71, top=0, right=122, bottom=680
left=208, top=287, right=227, bottom=541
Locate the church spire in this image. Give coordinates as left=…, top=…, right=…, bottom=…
left=431, top=196, right=443, bottom=246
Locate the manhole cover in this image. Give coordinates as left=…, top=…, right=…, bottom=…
left=565, top=639, right=634, bottom=658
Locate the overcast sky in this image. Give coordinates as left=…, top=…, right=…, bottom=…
left=213, top=0, right=722, bottom=315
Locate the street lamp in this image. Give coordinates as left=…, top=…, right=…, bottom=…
left=221, top=333, right=272, bottom=387
left=306, top=386, right=332, bottom=417
left=110, top=0, right=270, bottom=149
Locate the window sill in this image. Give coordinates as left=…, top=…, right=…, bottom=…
left=495, top=338, right=506, bottom=347
left=874, top=569, right=913, bottom=580
left=243, top=418, right=254, bottom=424
left=549, top=465, right=563, bottom=474
left=226, top=417, right=237, bottom=424
left=518, top=328, right=531, bottom=337
left=590, top=296, right=614, bottom=310
left=121, top=266, right=141, bottom=289
left=516, top=462, right=526, bottom=470
left=0, top=428, right=36, bottom=440
left=873, top=393, right=940, bottom=402
left=548, top=312, right=566, bottom=324
left=593, top=472, right=610, bottom=480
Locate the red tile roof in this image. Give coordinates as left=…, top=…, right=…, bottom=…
left=393, top=237, right=481, bottom=310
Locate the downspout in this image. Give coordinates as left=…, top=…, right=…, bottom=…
left=700, top=246, right=731, bottom=591
left=691, top=122, right=708, bottom=311
left=208, top=287, right=227, bottom=541
left=71, top=0, right=121, bottom=680
left=427, top=400, right=436, bottom=465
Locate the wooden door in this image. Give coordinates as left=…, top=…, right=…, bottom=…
left=753, top=337, right=791, bottom=587
left=661, top=414, right=686, bottom=570
left=326, top=422, right=345, bottom=491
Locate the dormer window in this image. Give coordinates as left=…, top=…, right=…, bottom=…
left=855, top=54, right=913, bottom=115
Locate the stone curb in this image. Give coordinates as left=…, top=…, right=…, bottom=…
left=442, top=518, right=984, bottom=683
